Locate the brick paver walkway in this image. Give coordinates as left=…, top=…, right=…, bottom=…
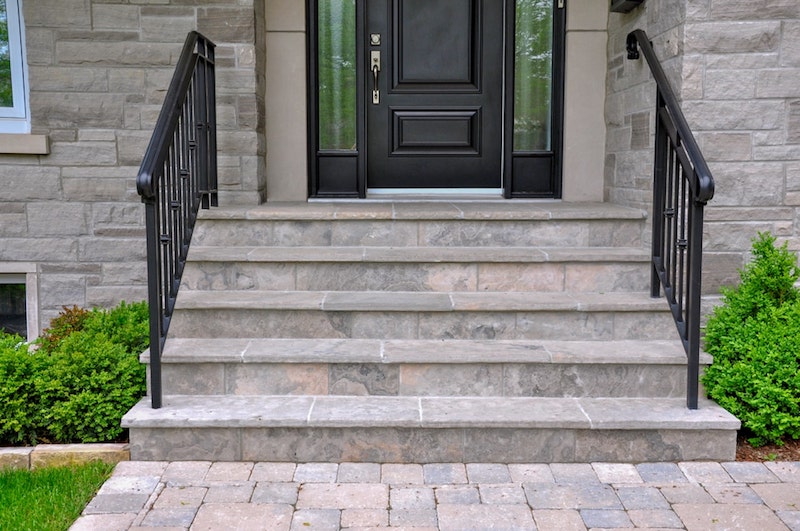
left=70, top=461, right=800, bottom=530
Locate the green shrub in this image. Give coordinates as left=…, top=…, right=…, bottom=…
left=702, top=233, right=800, bottom=446
left=0, top=301, right=148, bottom=446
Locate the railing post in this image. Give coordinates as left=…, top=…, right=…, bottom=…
left=685, top=202, right=705, bottom=409
left=651, top=91, right=667, bottom=299
left=143, top=198, right=163, bottom=409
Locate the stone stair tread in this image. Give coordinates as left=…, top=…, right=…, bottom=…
left=122, top=395, right=739, bottom=430
left=175, top=290, right=670, bottom=312
left=198, top=201, right=647, bottom=222
left=187, top=245, right=650, bottom=263
left=154, top=338, right=709, bottom=365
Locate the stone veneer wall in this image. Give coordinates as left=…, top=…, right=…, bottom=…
left=606, top=0, right=800, bottom=294
left=0, top=0, right=265, bottom=329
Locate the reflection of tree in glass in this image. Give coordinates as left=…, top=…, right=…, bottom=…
left=514, top=0, right=552, bottom=152
left=318, top=0, right=357, bottom=151
left=0, top=0, right=13, bottom=108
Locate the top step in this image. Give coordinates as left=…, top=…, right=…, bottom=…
left=194, top=202, right=648, bottom=248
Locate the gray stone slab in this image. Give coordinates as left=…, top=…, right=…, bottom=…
left=309, top=396, right=421, bottom=427
left=323, top=291, right=453, bottom=311
left=420, top=397, right=589, bottom=428
left=777, top=511, right=800, bottom=531
left=402, top=364, right=504, bottom=396
left=578, top=398, right=740, bottom=430
left=139, top=508, right=197, bottom=528
left=766, top=462, right=800, bottom=483
left=636, top=463, right=689, bottom=484
left=679, top=461, right=734, bottom=484
left=176, top=290, right=324, bottom=310
left=753, top=483, right=800, bottom=512
left=383, top=339, right=550, bottom=363
left=245, top=338, right=381, bottom=363
left=465, top=428, right=577, bottom=463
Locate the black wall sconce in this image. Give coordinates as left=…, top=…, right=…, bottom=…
left=610, top=0, right=645, bottom=13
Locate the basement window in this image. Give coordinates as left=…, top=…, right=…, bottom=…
left=0, top=266, right=38, bottom=340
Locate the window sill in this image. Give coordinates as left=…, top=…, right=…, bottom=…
left=0, top=133, right=50, bottom=155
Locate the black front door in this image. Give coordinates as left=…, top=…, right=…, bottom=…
left=309, top=0, right=564, bottom=198
left=366, top=0, right=503, bottom=189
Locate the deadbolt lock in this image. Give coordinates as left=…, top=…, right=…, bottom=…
left=370, top=33, right=381, bottom=46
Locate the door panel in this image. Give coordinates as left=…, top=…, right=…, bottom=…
left=367, top=0, right=503, bottom=189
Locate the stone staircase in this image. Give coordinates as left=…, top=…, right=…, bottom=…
left=122, top=201, right=739, bottom=462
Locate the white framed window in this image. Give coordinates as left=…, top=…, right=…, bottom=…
left=0, top=264, right=39, bottom=341
left=0, top=0, right=30, bottom=134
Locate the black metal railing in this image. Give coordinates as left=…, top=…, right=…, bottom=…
left=626, top=30, right=715, bottom=410
left=137, top=31, right=218, bottom=408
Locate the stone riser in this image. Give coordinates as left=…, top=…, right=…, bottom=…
left=168, top=308, right=676, bottom=341
left=192, top=219, right=645, bottom=248
left=181, top=261, right=651, bottom=293
left=128, top=425, right=736, bottom=463
left=158, top=362, right=688, bottom=398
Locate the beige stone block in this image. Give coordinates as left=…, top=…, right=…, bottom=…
left=0, top=134, right=50, bottom=155
left=0, top=165, right=62, bottom=200
left=30, top=93, right=125, bottom=129
left=782, top=21, right=800, bottom=67
left=706, top=52, right=778, bottom=70
left=63, top=178, right=137, bottom=202
left=198, top=7, right=255, bottom=43
left=266, top=0, right=305, bottom=32
left=30, top=444, right=130, bottom=469
left=55, top=41, right=180, bottom=66
left=0, top=448, right=32, bottom=471
left=710, top=0, right=800, bottom=20
left=92, top=4, right=140, bottom=30
left=685, top=21, right=781, bottom=54
left=704, top=69, right=755, bottom=100
left=217, top=68, right=257, bottom=95
left=108, top=69, right=147, bottom=93
left=709, top=162, right=785, bottom=207
left=43, top=141, right=118, bottom=166
left=29, top=66, right=108, bottom=92
left=756, top=68, right=800, bottom=98
left=265, top=33, right=307, bottom=201
left=681, top=54, right=705, bottom=100
left=682, top=100, right=784, bottom=130
left=697, top=132, right=752, bottom=162
left=141, top=14, right=196, bottom=43
left=24, top=0, right=91, bottom=28
left=27, top=202, right=89, bottom=236
left=566, top=0, right=607, bottom=31
left=24, top=29, right=55, bottom=66
left=562, top=31, right=606, bottom=202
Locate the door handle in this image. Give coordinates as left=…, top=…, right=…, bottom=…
left=371, top=51, right=380, bottom=104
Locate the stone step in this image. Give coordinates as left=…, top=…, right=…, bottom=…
left=150, top=338, right=706, bottom=398
left=181, top=246, right=651, bottom=292
left=122, top=395, right=740, bottom=462
left=192, top=202, right=647, bottom=248
left=168, top=291, right=675, bottom=340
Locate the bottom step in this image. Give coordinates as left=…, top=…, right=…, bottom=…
left=123, top=395, right=739, bottom=463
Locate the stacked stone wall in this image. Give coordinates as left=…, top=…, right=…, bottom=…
left=0, top=0, right=265, bottom=329
left=606, top=0, right=800, bottom=293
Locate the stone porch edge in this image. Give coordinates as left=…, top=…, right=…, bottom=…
left=0, top=443, right=130, bottom=471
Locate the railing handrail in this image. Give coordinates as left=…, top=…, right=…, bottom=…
left=627, top=30, right=715, bottom=204
left=627, top=29, right=715, bottom=410
left=137, top=31, right=218, bottom=408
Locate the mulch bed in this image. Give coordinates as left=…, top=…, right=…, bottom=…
left=736, top=434, right=800, bottom=461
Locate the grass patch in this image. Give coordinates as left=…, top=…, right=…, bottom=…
left=0, top=461, right=114, bottom=531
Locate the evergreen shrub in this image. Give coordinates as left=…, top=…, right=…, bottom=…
left=702, top=233, right=800, bottom=446
left=0, top=301, right=148, bottom=445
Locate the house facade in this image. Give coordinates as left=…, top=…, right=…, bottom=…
left=0, top=0, right=798, bottom=337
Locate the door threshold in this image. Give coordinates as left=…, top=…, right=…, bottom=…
left=365, top=188, right=504, bottom=201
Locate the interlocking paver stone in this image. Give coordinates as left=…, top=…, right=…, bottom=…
left=593, top=463, right=643, bottom=484
left=766, top=462, right=800, bottom=483
left=434, top=485, right=480, bottom=504
left=659, top=484, right=715, bottom=504
left=340, top=508, right=388, bottom=528
left=337, top=462, right=381, bottom=483
left=552, top=463, right=599, bottom=484
left=251, top=462, right=296, bottom=482
left=465, top=463, right=511, bottom=483
left=161, top=461, right=211, bottom=482
left=69, top=514, right=137, bottom=531
left=391, top=486, right=436, bottom=509
left=523, top=483, right=622, bottom=510
left=97, top=475, right=161, bottom=496
left=479, top=484, right=526, bottom=504
left=297, top=483, right=388, bottom=509
left=636, top=463, right=687, bottom=484
left=294, top=463, right=338, bottom=483
left=139, top=507, right=197, bottom=528
left=153, top=486, right=206, bottom=508
left=777, top=511, right=800, bottom=531
left=508, top=463, right=555, bottom=483
left=705, top=484, right=764, bottom=504
left=673, top=503, right=790, bottom=531
left=390, top=508, right=438, bottom=526
left=204, top=483, right=255, bottom=503
left=112, top=461, right=168, bottom=477
left=753, top=483, right=800, bottom=511
left=438, top=503, right=535, bottom=530
left=205, top=462, right=254, bottom=481
left=532, top=509, right=586, bottom=531
left=191, top=503, right=293, bottom=531
left=722, top=461, right=780, bottom=483
left=679, top=462, right=733, bottom=484
left=251, top=482, right=299, bottom=504
left=580, top=508, right=633, bottom=528
left=424, top=463, right=467, bottom=484
left=627, top=509, right=684, bottom=529
left=615, top=486, right=670, bottom=509
left=290, top=509, right=340, bottom=531
left=382, top=463, right=424, bottom=484
left=83, top=494, right=151, bottom=514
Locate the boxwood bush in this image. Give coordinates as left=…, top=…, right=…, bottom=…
left=702, top=233, right=800, bottom=446
left=0, top=301, right=148, bottom=446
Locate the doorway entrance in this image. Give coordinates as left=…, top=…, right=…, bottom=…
left=308, top=0, right=564, bottom=198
